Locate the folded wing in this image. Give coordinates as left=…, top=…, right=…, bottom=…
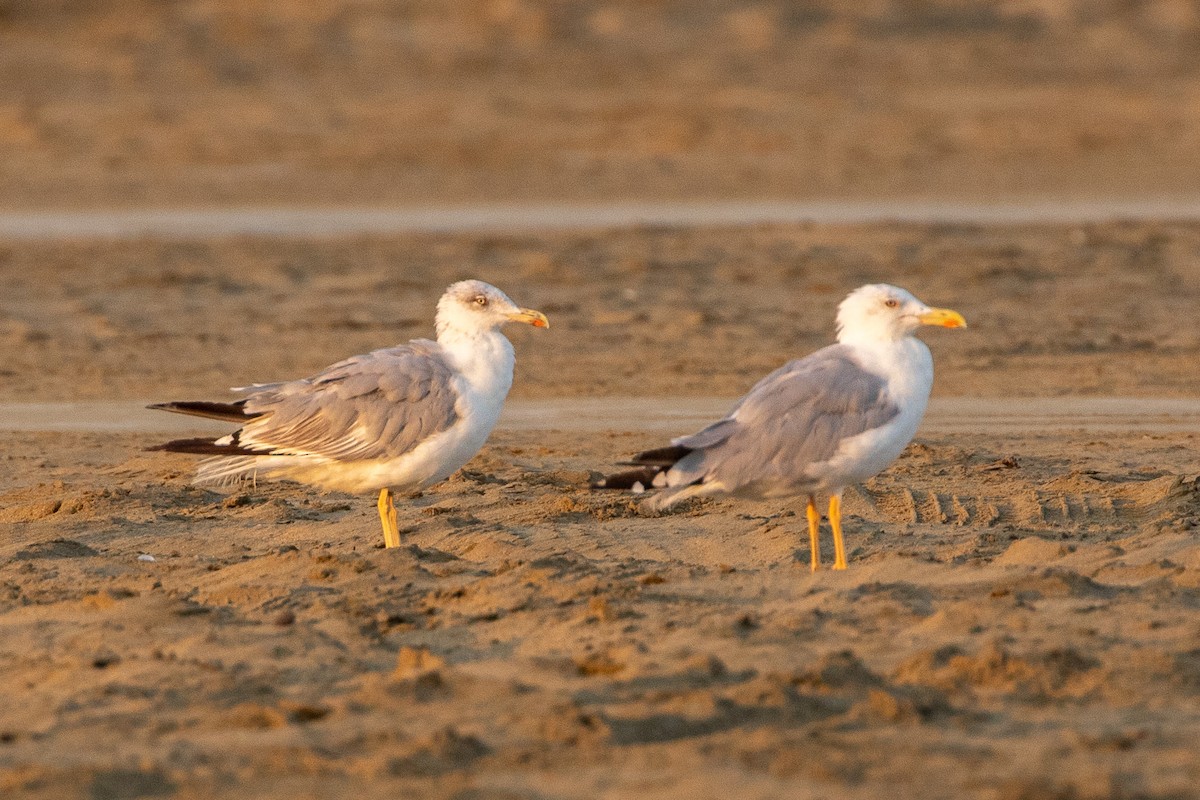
left=599, top=345, right=901, bottom=503
left=234, top=340, right=461, bottom=462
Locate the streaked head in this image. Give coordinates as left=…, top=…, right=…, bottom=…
left=836, top=284, right=966, bottom=344
left=435, top=280, right=549, bottom=337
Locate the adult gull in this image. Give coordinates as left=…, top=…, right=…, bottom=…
left=149, top=279, right=548, bottom=548
left=593, top=284, right=965, bottom=570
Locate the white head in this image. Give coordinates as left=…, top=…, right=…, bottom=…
left=435, top=279, right=549, bottom=339
left=835, top=284, right=966, bottom=345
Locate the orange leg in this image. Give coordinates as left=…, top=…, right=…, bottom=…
left=378, top=488, right=401, bottom=548
left=829, top=494, right=847, bottom=570
left=806, top=495, right=821, bottom=572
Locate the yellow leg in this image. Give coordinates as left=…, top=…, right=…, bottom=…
left=378, top=488, right=401, bottom=548
left=830, top=494, right=847, bottom=570
left=806, top=495, right=821, bottom=572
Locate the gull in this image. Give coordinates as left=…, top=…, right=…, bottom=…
left=593, top=284, right=965, bottom=570
left=149, top=280, right=548, bottom=547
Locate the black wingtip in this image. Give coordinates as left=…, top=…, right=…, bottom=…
left=592, top=443, right=692, bottom=491
left=146, top=431, right=260, bottom=456
left=620, top=444, right=692, bottom=468
left=147, top=400, right=261, bottom=423
left=590, top=466, right=664, bottom=491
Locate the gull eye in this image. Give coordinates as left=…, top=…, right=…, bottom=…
left=474, top=295, right=489, bottom=307
left=884, top=298, right=899, bottom=309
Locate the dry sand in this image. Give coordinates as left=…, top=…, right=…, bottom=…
left=3, top=2, right=1200, bottom=799
left=5, top=221, right=1200, bottom=403
left=4, top=221, right=1200, bottom=800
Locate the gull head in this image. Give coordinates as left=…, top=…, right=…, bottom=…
left=435, top=279, right=549, bottom=338
left=836, top=284, right=966, bottom=344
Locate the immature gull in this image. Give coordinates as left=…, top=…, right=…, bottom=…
left=149, top=280, right=548, bottom=548
left=593, top=284, right=965, bottom=570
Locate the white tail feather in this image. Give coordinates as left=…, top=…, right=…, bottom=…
left=640, top=483, right=715, bottom=512
left=194, top=456, right=264, bottom=491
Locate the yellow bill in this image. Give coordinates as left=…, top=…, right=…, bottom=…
left=918, top=307, right=967, bottom=328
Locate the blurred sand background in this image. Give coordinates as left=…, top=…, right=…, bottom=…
left=2, top=2, right=1200, bottom=799
left=4, top=0, right=1200, bottom=207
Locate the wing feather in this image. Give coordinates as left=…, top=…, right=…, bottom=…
left=235, top=340, right=460, bottom=462
left=667, top=344, right=900, bottom=490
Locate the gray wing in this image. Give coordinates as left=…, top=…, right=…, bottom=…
left=235, top=340, right=460, bottom=461
left=667, top=344, right=900, bottom=489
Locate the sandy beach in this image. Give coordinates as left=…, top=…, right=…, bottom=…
left=3, top=3, right=1200, bottom=799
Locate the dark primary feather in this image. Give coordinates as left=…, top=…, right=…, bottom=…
left=594, top=445, right=693, bottom=490
left=146, top=434, right=259, bottom=456
left=622, top=444, right=693, bottom=467
left=591, top=466, right=664, bottom=490
left=147, top=400, right=261, bottom=423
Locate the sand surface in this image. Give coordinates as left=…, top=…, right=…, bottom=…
left=3, top=3, right=1200, bottom=799
left=4, top=221, right=1200, bottom=800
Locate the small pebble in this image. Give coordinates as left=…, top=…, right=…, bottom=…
left=137, top=554, right=156, bottom=562
left=273, top=610, right=296, bottom=626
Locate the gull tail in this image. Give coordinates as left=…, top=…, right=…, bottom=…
left=146, top=431, right=267, bottom=491
left=591, top=444, right=703, bottom=510
left=590, top=444, right=692, bottom=490
left=194, top=456, right=264, bottom=491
